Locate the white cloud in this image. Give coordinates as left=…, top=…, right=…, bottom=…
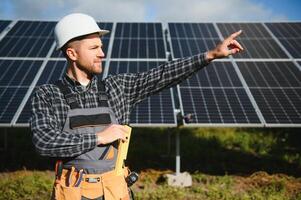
left=0, top=0, right=288, bottom=22
left=69, top=0, right=147, bottom=22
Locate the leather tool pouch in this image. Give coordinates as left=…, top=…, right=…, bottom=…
left=53, top=169, right=130, bottom=200
left=53, top=171, right=82, bottom=200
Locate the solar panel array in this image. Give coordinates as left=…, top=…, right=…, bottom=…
left=168, top=22, right=300, bottom=127
left=0, top=19, right=300, bottom=127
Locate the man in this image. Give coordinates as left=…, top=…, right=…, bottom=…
left=30, top=13, right=243, bottom=200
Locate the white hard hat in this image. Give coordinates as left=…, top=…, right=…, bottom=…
left=54, top=13, right=109, bottom=50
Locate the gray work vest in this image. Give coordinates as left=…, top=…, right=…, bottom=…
left=55, top=80, right=119, bottom=174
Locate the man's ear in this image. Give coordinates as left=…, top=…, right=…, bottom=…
left=65, top=47, right=77, bottom=61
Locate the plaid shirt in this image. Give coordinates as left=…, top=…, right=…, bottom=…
left=30, top=53, right=209, bottom=157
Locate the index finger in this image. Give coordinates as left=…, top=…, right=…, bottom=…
left=227, top=30, right=242, bottom=41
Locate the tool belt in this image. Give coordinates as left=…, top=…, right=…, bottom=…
left=53, top=167, right=130, bottom=200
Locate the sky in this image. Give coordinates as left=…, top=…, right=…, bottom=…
left=0, top=0, right=300, bottom=22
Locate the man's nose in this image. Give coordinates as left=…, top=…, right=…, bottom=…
left=98, top=48, right=105, bottom=58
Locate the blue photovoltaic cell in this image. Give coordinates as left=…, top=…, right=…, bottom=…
left=16, top=60, right=106, bottom=124
left=0, top=87, right=28, bottom=123
left=168, top=23, right=221, bottom=59
left=237, top=61, right=301, bottom=125
left=111, top=23, right=166, bottom=59
left=0, top=20, right=11, bottom=33
left=266, top=23, right=301, bottom=58
left=0, top=59, right=43, bottom=124
left=51, top=22, right=113, bottom=58
left=0, top=21, right=55, bottom=57
left=217, top=23, right=288, bottom=59
left=179, top=62, right=260, bottom=125
left=108, top=61, right=175, bottom=125
left=0, top=59, right=42, bottom=87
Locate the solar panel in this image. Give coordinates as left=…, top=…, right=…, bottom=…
left=0, top=20, right=11, bottom=33
left=50, top=22, right=113, bottom=58
left=266, top=23, right=301, bottom=58
left=217, top=23, right=288, bottom=59
left=168, top=23, right=221, bottom=59
left=0, top=21, right=55, bottom=57
left=0, top=59, right=42, bottom=124
left=237, top=61, right=301, bottom=125
left=108, top=60, right=176, bottom=125
left=178, top=61, right=261, bottom=125
left=111, top=23, right=166, bottom=59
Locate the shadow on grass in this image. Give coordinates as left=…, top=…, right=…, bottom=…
left=0, top=127, right=300, bottom=177
left=128, top=127, right=301, bottom=177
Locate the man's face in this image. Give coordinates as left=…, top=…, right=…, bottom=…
left=67, top=33, right=105, bottom=74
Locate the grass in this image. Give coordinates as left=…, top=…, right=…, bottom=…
left=0, top=127, right=300, bottom=199
left=0, top=170, right=300, bottom=200
left=0, top=170, right=53, bottom=200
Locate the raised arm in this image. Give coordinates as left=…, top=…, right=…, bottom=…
left=113, top=30, right=244, bottom=108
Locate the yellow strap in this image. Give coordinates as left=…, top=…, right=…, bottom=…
left=114, top=125, right=132, bottom=176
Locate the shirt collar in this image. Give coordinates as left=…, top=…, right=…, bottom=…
left=63, top=74, right=98, bottom=93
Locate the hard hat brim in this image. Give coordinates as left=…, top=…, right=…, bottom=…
left=99, top=29, right=110, bottom=36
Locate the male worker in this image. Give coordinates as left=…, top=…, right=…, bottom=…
left=30, top=13, right=243, bottom=200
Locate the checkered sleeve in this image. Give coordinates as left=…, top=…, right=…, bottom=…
left=119, top=53, right=209, bottom=108
left=30, top=86, right=97, bottom=158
